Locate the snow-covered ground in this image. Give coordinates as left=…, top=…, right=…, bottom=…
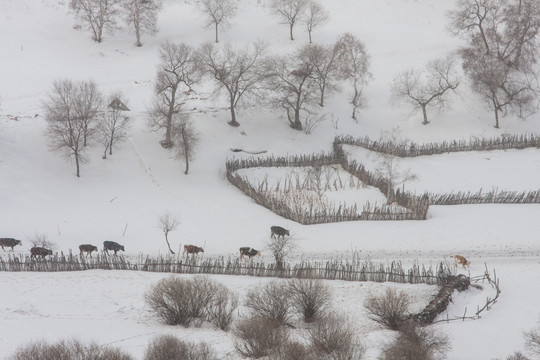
left=1, top=0, right=540, bottom=359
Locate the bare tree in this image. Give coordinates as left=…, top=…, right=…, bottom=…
left=449, top=0, right=540, bottom=128
left=157, top=211, right=179, bottom=254
left=70, top=0, right=121, bottom=42
left=391, top=56, right=460, bottom=125
left=302, top=0, right=328, bottom=44
left=264, top=46, right=318, bottom=131
left=335, top=33, right=372, bottom=121
left=148, top=42, right=200, bottom=148
left=197, top=41, right=266, bottom=127
left=99, top=92, right=131, bottom=159
left=123, top=0, right=162, bottom=47
left=43, top=80, right=103, bottom=177
left=376, top=154, right=417, bottom=204
left=198, top=0, right=238, bottom=43
left=302, top=43, right=340, bottom=107
left=269, top=0, right=307, bottom=41
left=266, top=231, right=296, bottom=269
left=172, top=115, right=199, bottom=175
left=524, top=328, right=540, bottom=357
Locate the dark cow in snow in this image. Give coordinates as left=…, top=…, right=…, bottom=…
left=0, top=238, right=22, bottom=251
left=239, top=247, right=260, bottom=259
left=183, top=244, right=204, bottom=256
left=30, top=247, right=53, bottom=259
left=103, top=241, right=125, bottom=255
left=271, top=226, right=290, bottom=239
left=79, top=244, right=98, bottom=256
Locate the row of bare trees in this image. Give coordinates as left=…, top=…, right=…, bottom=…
left=392, top=0, right=540, bottom=128
left=148, top=34, right=370, bottom=138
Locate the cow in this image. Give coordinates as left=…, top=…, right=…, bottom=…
left=183, top=244, right=204, bottom=256
left=239, top=247, right=260, bottom=259
left=30, top=247, right=53, bottom=259
left=79, top=244, right=98, bottom=257
left=103, top=241, right=125, bottom=255
left=271, top=226, right=290, bottom=239
left=453, top=254, right=471, bottom=269
left=0, top=238, right=22, bottom=251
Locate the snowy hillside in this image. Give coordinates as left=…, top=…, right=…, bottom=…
left=1, top=0, right=540, bottom=359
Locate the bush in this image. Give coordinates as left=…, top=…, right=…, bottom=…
left=206, top=285, right=239, bottom=331
left=379, top=323, right=450, bottom=360
left=144, top=335, right=217, bottom=360
left=234, top=317, right=288, bottom=358
left=145, top=276, right=234, bottom=327
left=268, top=342, right=313, bottom=360
left=524, top=329, right=540, bottom=356
left=307, top=314, right=366, bottom=360
left=9, top=338, right=133, bottom=360
left=244, top=280, right=293, bottom=324
left=364, top=288, right=411, bottom=330
left=287, top=278, right=331, bottom=323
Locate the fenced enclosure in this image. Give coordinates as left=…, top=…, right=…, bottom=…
left=0, top=252, right=455, bottom=286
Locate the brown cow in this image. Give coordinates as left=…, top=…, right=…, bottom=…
left=453, top=254, right=471, bottom=269
left=183, top=244, right=204, bottom=256
left=0, top=238, right=22, bottom=251
left=79, top=244, right=98, bottom=257
left=30, top=247, right=53, bottom=259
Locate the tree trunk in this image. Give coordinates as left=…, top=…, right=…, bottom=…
left=319, top=83, right=326, bottom=107
left=289, top=23, right=294, bottom=40
left=135, top=27, right=142, bottom=47
left=493, top=99, right=500, bottom=129
left=291, top=108, right=302, bottom=130
left=75, top=150, right=80, bottom=177
left=422, top=104, right=429, bottom=125
left=308, top=29, right=312, bottom=44
left=183, top=134, right=190, bottom=175
left=228, top=100, right=239, bottom=127
left=164, top=233, right=175, bottom=254
left=215, top=23, right=219, bottom=43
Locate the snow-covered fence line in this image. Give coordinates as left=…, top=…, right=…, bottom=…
left=0, top=253, right=135, bottom=272
left=429, top=188, right=540, bottom=205
left=226, top=153, right=429, bottom=223
left=335, top=133, right=540, bottom=157
left=0, top=253, right=455, bottom=286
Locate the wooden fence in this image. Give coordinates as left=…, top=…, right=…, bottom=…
left=335, top=133, right=540, bottom=157
left=0, top=253, right=454, bottom=286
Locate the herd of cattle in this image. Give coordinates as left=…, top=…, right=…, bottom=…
left=0, top=228, right=473, bottom=269
left=0, top=226, right=294, bottom=261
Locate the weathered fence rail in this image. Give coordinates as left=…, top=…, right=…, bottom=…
left=0, top=253, right=454, bottom=286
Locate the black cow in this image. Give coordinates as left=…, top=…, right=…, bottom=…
left=79, top=244, right=98, bottom=256
left=239, top=247, right=260, bottom=259
left=30, top=247, right=53, bottom=259
left=103, top=241, right=125, bottom=255
left=270, top=226, right=290, bottom=239
left=0, top=238, right=22, bottom=251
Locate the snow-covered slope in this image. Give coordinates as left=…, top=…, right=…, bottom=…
left=1, top=0, right=540, bottom=359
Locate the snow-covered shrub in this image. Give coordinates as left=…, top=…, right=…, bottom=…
left=244, top=280, right=293, bottom=324
left=8, top=338, right=133, bottom=360
left=145, top=276, right=234, bottom=327
left=307, top=314, right=366, bottom=359
left=144, top=335, right=217, bottom=360
left=287, top=277, right=331, bottom=323
left=268, top=342, right=313, bottom=360
left=206, top=285, right=239, bottom=331
left=379, top=322, right=450, bottom=360
left=234, top=317, right=288, bottom=358
left=364, top=288, right=411, bottom=330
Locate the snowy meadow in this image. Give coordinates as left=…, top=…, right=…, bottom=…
left=1, top=0, right=540, bottom=359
